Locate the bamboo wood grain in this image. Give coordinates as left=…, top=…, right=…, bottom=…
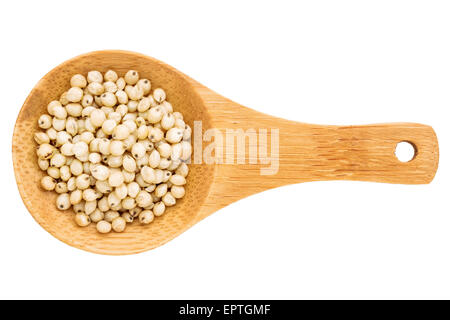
left=12, top=50, right=439, bottom=255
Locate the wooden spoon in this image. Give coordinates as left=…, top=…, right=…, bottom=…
left=12, top=50, right=439, bottom=255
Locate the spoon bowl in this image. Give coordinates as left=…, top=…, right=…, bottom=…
left=13, top=50, right=439, bottom=254
left=13, top=51, right=215, bottom=254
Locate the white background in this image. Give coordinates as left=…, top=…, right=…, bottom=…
left=1, top=0, right=450, bottom=299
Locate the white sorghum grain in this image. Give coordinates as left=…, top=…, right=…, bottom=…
left=97, top=197, right=110, bottom=212
left=131, top=142, right=146, bottom=159
left=104, top=210, right=120, bottom=223
left=90, top=209, right=104, bottom=223
left=180, top=141, right=192, bottom=161
left=154, top=183, right=168, bottom=198
left=60, top=91, right=69, bottom=105
left=161, top=113, right=175, bottom=130
left=171, top=185, right=185, bottom=199
left=104, top=70, right=118, bottom=82
left=159, top=158, right=171, bottom=170
left=116, top=104, right=128, bottom=117
left=153, top=88, right=166, bottom=102
left=136, top=190, right=152, bottom=207
left=67, top=104, right=83, bottom=118
left=116, top=77, right=126, bottom=90
left=162, top=192, right=176, bottom=206
left=127, top=100, right=138, bottom=112
left=124, top=70, right=139, bottom=85
left=166, top=128, right=183, bottom=144
left=81, top=94, right=94, bottom=107
left=115, top=183, right=128, bottom=200
left=37, top=143, right=55, bottom=159
left=148, top=106, right=163, bottom=124
left=83, top=188, right=98, bottom=202
left=49, top=155, right=64, bottom=171
left=70, top=189, right=83, bottom=205
left=153, top=201, right=165, bottom=217
left=87, top=71, right=103, bottom=83
left=123, top=119, right=137, bottom=133
left=100, top=92, right=117, bottom=107
left=137, top=97, right=151, bottom=112
left=107, top=155, right=123, bottom=168
left=47, top=167, right=60, bottom=179
left=96, top=180, right=112, bottom=194
left=84, top=200, right=97, bottom=215
left=112, top=125, right=129, bottom=140
left=67, top=177, right=76, bottom=191
left=50, top=153, right=65, bottom=168
left=56, top=193, right=70, bottom=210
left=122, top=170, right=135, bottom=183
left=38, top=114, right=52, bottom=129
left=154, top=169, right=164, bottom=184
left=38, top=159, right=50, bottom=171
left=41, top=176, right=56, bottom=191
left=101, top=119, right=116, bottom=135
left=137, top=79, right=151, bottom=95
left=34, top=132, right=50, bottom=145
left=149, top=149, right=161, bottom=168
left=108, top=171, right=124, bottom=187
left=127, top=182, right=140, bottom=198
left=98, top=138, right=111, bottom=155
left=70, top=159, right=83, bottom=176
left=96, top=220, right=112, bottom=234
left=173, top=112, right=183, bottom=120
left=139, top=210, right=154, bottom=224
left=160, top=101, right=173, bottom=113
left=90, top=109, right=106, bottom=128
left=129, top=207, right=142, bottom=218
left=52, top=118, right=66, bottom=131
left=34, top=69, right=191, bottom=234
left=109, top=140, right=125, bottom=156
left=103, top=81, right=118, bottom=93
left=53, top=106, right=68, bottom=120
left=141, top=166, right=155, bottom=184
left=80, top=132, right=94, bottom=144
left=91, top=164, right=110, bottom=181
left=46, top=128, right=57, bottom=140
left=108, top=111, right=122, bottom=123
left=87, top=82, right=104, bottom=95
left=73, top=141, right=88, bottom=158
left=121, top=197, right=136, bottom=210
left=149, top=127, right=164, bottom=143
left=112, top=217, right=126, bottom=232
left=123, top=154, right=136, bottom=172
left=170, top=174, right=186, bottom=186
left=67, top=87, right=83, bottom=103
left=170, top=143, right=182, bottom=161
left=47, top=100, right=61, bottom=115
left=70, top=74, right=87, bottom=88
left=176, top=162, right=189, bottom=177
left=122, top=212, right=134, bottom=223
left=89, top=152, right=101, bottom=164
left=125, top=85, right=138, bottom=100
left=107, top=192, right=120, bottom=208
left=75, top=174, right=90, bottom=190
left=75, top=213, right=91, bottom=227
left=73, top=202, right=84, bottom=214
left=59, top=166, right=71, bottom=181
left=116, top=90, right=128, bottom=104
left=145, top=184, right=156, bottom=193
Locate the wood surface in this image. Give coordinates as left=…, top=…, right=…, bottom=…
left=12, top=50, right=439, bottom=254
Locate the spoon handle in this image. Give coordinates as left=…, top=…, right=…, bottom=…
left=195, top=89, right=439, bottom=219
left=277, top=122, right=439, bottom=184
